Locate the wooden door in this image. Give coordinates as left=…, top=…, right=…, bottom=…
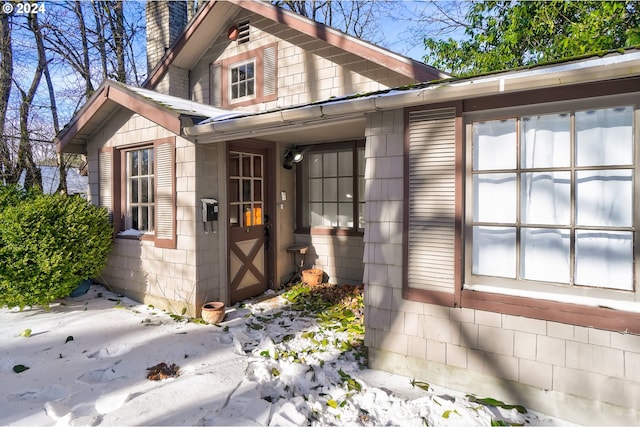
left=228, top=147, right=270, bottom=303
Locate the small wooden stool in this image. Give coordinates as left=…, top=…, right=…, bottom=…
left=287, top=244, right=309, bottom=284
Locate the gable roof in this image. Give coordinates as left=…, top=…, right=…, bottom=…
left=144, top=0, right=448, bottom=90
left=55, top=80, right=244, bottom=153
left=181, top=49, right=640, bottom=143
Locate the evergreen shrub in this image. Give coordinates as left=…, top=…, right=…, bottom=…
left=0, top=190, right=113, bottom=309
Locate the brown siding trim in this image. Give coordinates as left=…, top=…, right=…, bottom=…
left=227, top=0, right=442, bottom=82
left=56, top=87, right=109, bottom=153
left=453, top=104, right=464, bottom=308
left=107, top=86, right=182, bottom=134
left=463, top=76, right=640, bottom=112
left=403, top=287, right=456, bottom=306
left=461, top=289, right=640, bottom=334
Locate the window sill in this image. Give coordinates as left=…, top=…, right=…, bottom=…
left=116, top=230, right=154, bottom=242
left=464, top=283, right=640, bottom=314
left=460, top=287, right=640, bottom=334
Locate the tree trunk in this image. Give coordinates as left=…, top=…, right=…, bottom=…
left=16, top=12, right=46, bottom=191
left=0, top=13, right=13, bottom=184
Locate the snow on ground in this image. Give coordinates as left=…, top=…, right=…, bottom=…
left=0, top=284, right=576, bottom=426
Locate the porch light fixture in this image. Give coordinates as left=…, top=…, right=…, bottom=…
left=283, top=146, right=304, bottom=169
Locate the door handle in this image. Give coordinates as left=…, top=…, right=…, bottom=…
left=264, top=223, right=270, bottom=249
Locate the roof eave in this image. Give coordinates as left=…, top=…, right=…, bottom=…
left=144, top=0, right=448, bottom=90
left=55, top=81, right=183, bottom=154
left=184, top=51, right=640, bottom=142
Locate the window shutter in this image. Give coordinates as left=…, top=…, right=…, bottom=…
left=99, top=149, right=113, bottom=223
left=263, top=45, right=276, bottom=97
left=408, top=107, right=456, bottom=293
left=155, top=138, right=176, bottom=249
left=210, top=62, right=222, bottom=107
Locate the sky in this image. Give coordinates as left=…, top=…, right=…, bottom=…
left=3, top=0, right=462, bottom=165
left=0, top=283, right=574, bottom=426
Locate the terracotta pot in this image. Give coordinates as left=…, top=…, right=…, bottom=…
left=301, top=268, right=323, bottom=286
left=201, top=302, right=225, bottom=324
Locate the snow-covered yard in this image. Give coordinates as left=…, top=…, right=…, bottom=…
left=0, top=283, right=574, bottom=426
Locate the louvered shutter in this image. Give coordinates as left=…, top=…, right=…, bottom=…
left=408, top=108, right=456, bottom=293
left=154, top=139, right=176, bottom=249
left=263, top=45, right=276, bottom=97
left=210, top=62, right=222, bottom=107
left=99, top=149, right=113, bottom=223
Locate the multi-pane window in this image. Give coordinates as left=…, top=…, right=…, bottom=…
left=229, top=152, right=263, bottom=227
left=301, top=143, right=364, bottom=231
left=469, top=106, right=634, bottom=291
left=127, top=148, right=154, bottom=232
left=230, top=61, right=255, bottom=100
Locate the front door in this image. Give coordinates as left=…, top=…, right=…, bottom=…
left=228, top=146, right=270, bottom=303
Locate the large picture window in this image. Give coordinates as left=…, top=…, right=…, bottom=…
left=468, top=105, right=634, bottom=292
left=298, top=142, right=365, bottom=233
left=126, top=147, right=155, bottom=232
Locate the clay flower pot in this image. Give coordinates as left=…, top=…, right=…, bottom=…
left=201, top=302, right=225, bottom=324
left=301, top=268, right=323, bottom=286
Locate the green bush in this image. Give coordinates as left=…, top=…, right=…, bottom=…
left=0, top=184, right=35, bottom=210
left=0, top=191, right=113, bottom=309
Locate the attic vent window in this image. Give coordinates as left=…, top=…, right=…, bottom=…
left=237, top=20, right=250, bottom=44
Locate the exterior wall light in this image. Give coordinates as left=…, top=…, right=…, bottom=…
left=283, top=147, right=304, bottom=169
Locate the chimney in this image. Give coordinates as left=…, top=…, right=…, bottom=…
left=146, top=1, right=188, bottom=75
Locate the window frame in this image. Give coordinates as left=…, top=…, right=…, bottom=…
left=463, top=95, right=639, bottom=305
left=229, top=59, right=256, bottom=103
left=403, top=81, right=640, bottom=334
left=125, top=146, right=155, bottom=233
left=101, top=137, right=176, bottom=249
left=295, top=140, right=365, bottom=236
left=213, top=43, right=277, bottom=108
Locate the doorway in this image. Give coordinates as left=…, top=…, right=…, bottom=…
left=227, top=143, right=273, bottom=303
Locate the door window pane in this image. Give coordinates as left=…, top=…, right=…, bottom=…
left=229, top=153, right=240, bottom=176
left=253, top=180, right=262, bottom=202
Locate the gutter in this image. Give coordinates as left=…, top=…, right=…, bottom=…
left=183, top=51, right=640, bottom=142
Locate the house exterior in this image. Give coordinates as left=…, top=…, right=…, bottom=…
left=55, top=0, right=640, bottom=424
